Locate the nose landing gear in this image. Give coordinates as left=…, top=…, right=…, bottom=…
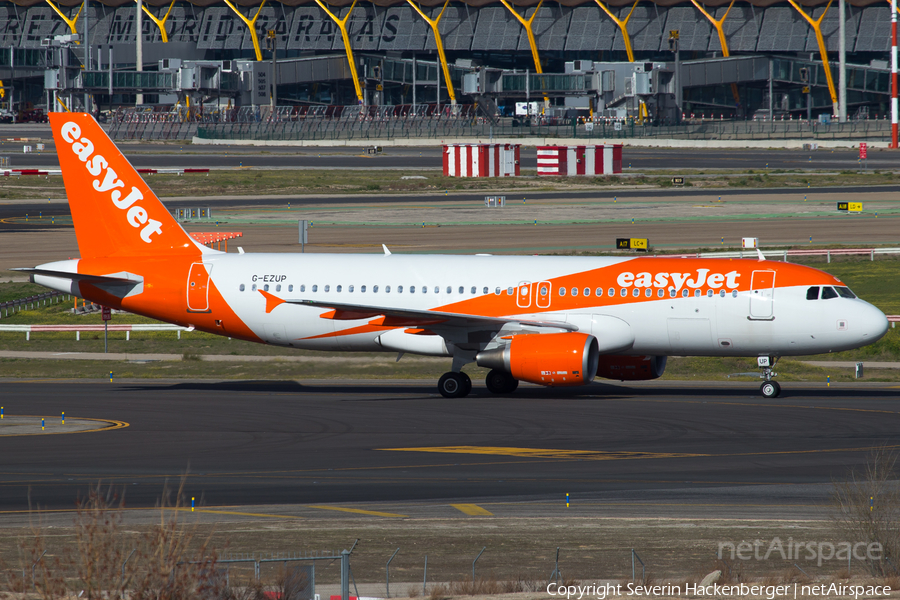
left=758, top=356, right=781, bottom=398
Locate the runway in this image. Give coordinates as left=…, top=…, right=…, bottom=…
left=1, top=379, right=898, bottom=516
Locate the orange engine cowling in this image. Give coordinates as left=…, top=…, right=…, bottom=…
left=596, top=355, right=667, bottom=381
left=476, top=332, right=600, bottom=387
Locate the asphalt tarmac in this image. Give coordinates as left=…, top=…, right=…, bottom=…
left=1, top=379, right=897, bottom=516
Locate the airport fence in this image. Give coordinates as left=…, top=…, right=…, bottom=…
left=108, top=104, right=894, bottom=142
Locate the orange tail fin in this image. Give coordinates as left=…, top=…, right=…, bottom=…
left=50, top=112, right=203, bottom=259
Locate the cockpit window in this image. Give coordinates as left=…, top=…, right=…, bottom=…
left=821, top=286, right=838, bottom=300
left=806, top=286, right=819, bottom=300
left=835, top=286, right=857, bottom=299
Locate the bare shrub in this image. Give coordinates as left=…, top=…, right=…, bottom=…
left=406, top=584, right=420, bottom=598
left=831, top=447, right=900, bottom=576
left=6, top=479, right=226, bottom=600
left=427, top=583, right=449, bottom=600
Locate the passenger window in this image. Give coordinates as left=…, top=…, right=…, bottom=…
left=373, top=285, right=379, bottom=293
left=806, top=286, right=819, bottom=300
left=336, top=285, right=342, bottom=293
left=252, top=284, right=258, bottom=292
left=821, top=286, right=838, bottom=299
left=620, top=289, right=627, bottom=297
left=608, top=288, right=615, bottom=297
left=595, top=288, right=603, bottom=297
left=559, top=287, right=567, bottom=296
left=471, top=286, right=476, bottom=294
left=731, top=290, right=738, bottom=298
left=645, top=289, right=652, bottom=298
left=361, top=285, right=366, bottom=292
left=694, top=290, right=701, bottom=297
left=540, top=286, right=548, bottom=296
left=836, top=286, right=857, bottom=299
left=571, top=287, right=578, bottom=296
left=483, top=287, right=489, bottom=294
left=495, top=287, right=501, bottom=295
left=447, top=286, right=452, bottom=294
left=707, top=290, right=713, bottom=298
left=507, top=287, right=514, bottom=295
left=312, top=285, right=318, bottom=292
left=657, top=289, right=664, bottom=298
left=264, top=284, right=270, bottom=292
left=291, top=285, right=296, bottom=292
left=349, top=285, right=354, bottom=292
left=459, top=286, right=464, bottom=294
left=583, top=287, right=590, bottom=297
left=632, top=288, right=640, bottom=298
left=398, top=286, right=403, bottom=293
left=276, top=284, right=281, bottom=292
left=386, top=286, right=391, bottom=293
left=670, top=289, right=676, bottom=298
left=239, top=284, right=245, bottom=291
left=719, top=290, right=725, bottom=297
left=324, top=285, right=330, bottom=292
left=410, top=286, right=416, bottom=294
left=682, top=289, right=689, bottom=298
left=422, top=286, right=426, bottom=294
left=434, top=287, right=440, bottom=294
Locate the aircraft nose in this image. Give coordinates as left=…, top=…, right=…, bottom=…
left=858, top=302, right=889, bottom=344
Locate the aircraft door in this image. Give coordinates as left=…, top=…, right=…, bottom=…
left=749, top=270, right=775, bottom=320
left=187, top=263, right=213, bottom=312
left=516, top=281, right=532, bottom=308
left=536, top=281, right=552, bottom=308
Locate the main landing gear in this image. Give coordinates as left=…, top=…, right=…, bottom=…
left=485, top=369, right=519, bottom=394
left=436, top=369, right=520, bottom=398
left=758, top=356, right=781, bottom=398
left=438, top=371, right=472, bottom=398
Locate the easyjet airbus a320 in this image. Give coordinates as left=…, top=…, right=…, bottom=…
left=19, top=113, right=889, bottom=398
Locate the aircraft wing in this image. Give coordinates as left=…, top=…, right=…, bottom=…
left=286, top=299, right=577, bottom=332
left=11, top=268, right=143, bottom=286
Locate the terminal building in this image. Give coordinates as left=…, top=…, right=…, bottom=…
left=0, top=0, right=895, bottom=124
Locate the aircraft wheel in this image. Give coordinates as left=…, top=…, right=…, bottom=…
left=459, top=371, right=472, bottom=395
left=485, top=369, right=519, bottom=394
left=438, top=372, right=469, bottom=398
left=760, top=381, right=781, bottom=398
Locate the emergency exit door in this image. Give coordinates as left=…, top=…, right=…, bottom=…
left=187, top=263, right=213, bottom=312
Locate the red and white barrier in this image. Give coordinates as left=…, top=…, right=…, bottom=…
left=442, top=144, right=520, bottom=177
left=537, top=145, right=623, bottom=176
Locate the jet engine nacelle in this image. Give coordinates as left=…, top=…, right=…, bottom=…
left=476, top=332, right=600, bottom=387
left=596, top=355, right=667, bottom=381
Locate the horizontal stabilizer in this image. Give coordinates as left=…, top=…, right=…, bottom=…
left=11, top=268, right=143, bottom=286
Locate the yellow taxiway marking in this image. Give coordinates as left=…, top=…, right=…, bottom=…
left=0, top=417, right=128, bottom=437
left=451, top=503, right=493, bottom=516
left=189, top=508, right=302, bottom=519
left=308, top=505, right=407, bottom=518
left=381, top=446, right=703, bottom=461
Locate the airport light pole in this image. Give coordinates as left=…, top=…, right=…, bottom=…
left=893, top=0, right=898, bottom=147
left=839, top=0, right=846, bottom=122
left=136, top=0, right=143, bottom=106
left=267, top=29, right=277, bottom=108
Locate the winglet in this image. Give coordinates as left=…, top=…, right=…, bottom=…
left=756, top=248, right=766, bottom=262
left=258, top=289, right=286, bottom=313
left=382, top=244, right=392, bottom=256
